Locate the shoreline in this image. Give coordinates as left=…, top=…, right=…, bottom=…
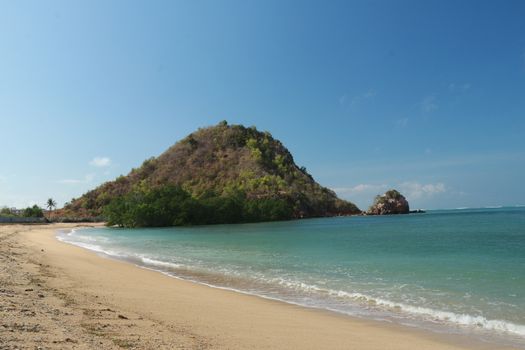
left=1, top=224, right=517, bottom=349
left=57, top=226, right=525, bottom=347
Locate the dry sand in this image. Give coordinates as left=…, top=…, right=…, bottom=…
left=0, top=224, right=515, bottom=349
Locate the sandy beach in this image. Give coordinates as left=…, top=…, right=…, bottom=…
left=0, top=224, right=515, bottom=349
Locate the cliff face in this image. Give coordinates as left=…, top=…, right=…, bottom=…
left=367, top=190, right=409, bottom=215
left=63, top=122, right=360, bottom=225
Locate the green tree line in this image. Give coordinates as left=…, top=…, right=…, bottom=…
left=0, top=205, right=44, bottom=218
left=103, top=184, right=293, bottom=227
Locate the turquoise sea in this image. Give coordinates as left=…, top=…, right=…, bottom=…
left=58, top=207, right=525, bottom=347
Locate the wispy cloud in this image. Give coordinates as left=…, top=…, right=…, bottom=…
left=58, top=173, right=95, bottom=185
left=89, top=156, right=111, bottom=167
left=320, top=152, right=525, bottom=181
left=340, top=90, right=376, bottom=107
left=395, top=117, right=409, bottom=127
left=448, top=83, right=471, bottom=92
left=420, top=95, right=438, bottom=113
left=351, top=90, right=376, bottom=105
left=398, top=182, right=446, bottom=200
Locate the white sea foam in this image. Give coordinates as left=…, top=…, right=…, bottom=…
left=57, top=231, right=124, bottom=258
left=251, top=277, right=525, bottom=337
left=139, top=256, right=183, bottom=269
left=56, top=228, right=525, bottom=342
left=329, top=290, right=525, bottom=336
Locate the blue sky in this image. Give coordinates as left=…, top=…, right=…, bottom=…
left=1, top=0, right=524, bottom=210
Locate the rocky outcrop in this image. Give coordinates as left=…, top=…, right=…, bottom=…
left=367, top=190, right=409, bottom=215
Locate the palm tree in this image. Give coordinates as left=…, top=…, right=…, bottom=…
left=46, top=198, right=57, bottom=220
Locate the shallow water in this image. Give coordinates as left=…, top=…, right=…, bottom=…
left=58, top=207, right=525, bottom=348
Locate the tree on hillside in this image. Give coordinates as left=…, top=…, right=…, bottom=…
left=46, top=198, right=57, bottom=219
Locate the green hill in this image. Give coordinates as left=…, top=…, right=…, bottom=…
left=64, top=121, right=360, bottom=226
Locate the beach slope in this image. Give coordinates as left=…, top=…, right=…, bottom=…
left=0, top=224, right=510, bottom=349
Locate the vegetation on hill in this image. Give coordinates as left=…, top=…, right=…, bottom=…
left=63, top=122, right=360, bottom=227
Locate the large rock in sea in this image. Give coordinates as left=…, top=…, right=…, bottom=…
left=367, top=190, right=409, bottom=215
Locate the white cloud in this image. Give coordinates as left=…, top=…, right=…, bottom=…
left=420, top=95, right=438, bottom=113
left=334, top=182, right=446, bottom=200
left=399, top=182, right=446, bottom=200
left=89, top=156, right=111, bottom=167
left=58, top=173, right=95, bottom=185
left=332, top=183, right=387, bottom=196
left=333, top=181, right=446, bottom=206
